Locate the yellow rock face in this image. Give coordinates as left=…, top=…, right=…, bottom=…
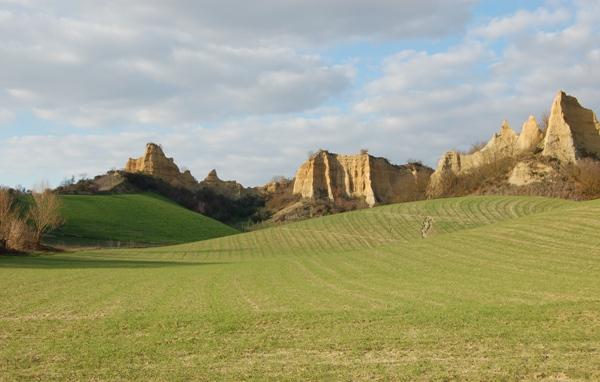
left=542, top=91, right=600, bottom=162
left=292, top=150, right=432, bottom=207
left=125, top=143, right=198, bottom=189
left=516, top=116, right=544, bottom=152
left=508, top=161, right=554, bottom=186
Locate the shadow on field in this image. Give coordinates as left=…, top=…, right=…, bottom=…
left=0, top=255, right=227, bottom=269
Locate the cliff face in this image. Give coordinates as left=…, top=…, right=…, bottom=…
left=293, top=151, right=433, bottom=207
left=125, top=143, right=198, bottom=190
left=542, top=91, right=600, bottom=162
left=428, top=90, right=600, bottom=198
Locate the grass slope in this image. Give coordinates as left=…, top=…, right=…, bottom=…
left=46, top=193, right=238, bottom=247
left=2, top=196, right=600, bottom=380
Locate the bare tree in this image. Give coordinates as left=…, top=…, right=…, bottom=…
left=7, top=217, right=35, bottom=251
left=29, top=186, right=64, bottom=246
left=540, top=111, right=550, bottom=133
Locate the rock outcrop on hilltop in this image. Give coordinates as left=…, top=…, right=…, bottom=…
left=199, top=169, right=255, bottom=199
left=293, top=150, right=433, bottom=207
left=542, top=91, right=600, bottom=162
left=125, top=143, right=198, bottom=190
left=428, top=90, right=600, bottom=199
left=428, top=119, right=543, bottom=196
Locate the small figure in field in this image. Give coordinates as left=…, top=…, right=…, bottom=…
left=421, top=216, right=433, bottom=239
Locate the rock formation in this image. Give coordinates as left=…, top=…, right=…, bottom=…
left=542, top=91, right=600, bottom=162
left=198, top=169, right=253, bottom=199
left=428, top=90, right=600, bottom=197
left=428, top=119, right=541, bottom=196
left=292, top=150, right=433, bottom=207
left=125, top=143, right=198, bottom=190
left=516, top=116, right=544, bottom=152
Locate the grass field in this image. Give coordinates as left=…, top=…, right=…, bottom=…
left=2, top=196, right=600, bottom=380
left=45, top=193, right=238, bottom=247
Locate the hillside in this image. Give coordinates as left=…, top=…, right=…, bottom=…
left=3, top=196, right=600, bottom=380
left=45, top=193, right=238, bottom=247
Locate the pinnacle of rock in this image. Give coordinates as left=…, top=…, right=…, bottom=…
left=516, top=115, right=544, bottom=152
left=125, top=143, right=197, bottom=189
left=205, top=169, right=219, bottom=181
left=542, top=90, right=600, bottom=162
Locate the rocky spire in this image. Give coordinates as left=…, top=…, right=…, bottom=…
left=516, top=115, right=544, bottom=152
left=542, top=91, right=600, bottom=162
left=204, top=169, right=220, bottom=182
left=125, top=143, right=198, bottom=189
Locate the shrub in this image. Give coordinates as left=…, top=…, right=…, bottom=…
left=459, top=141, right=487, bottom=155
left=29, top=189, right=64, bottom=246
left=540, top=111, right=550, bottom=133
left=573, top=158, right=600, bottom=199
left=407, top=159, right=423, bottom=166
left=0, top=186, right=64, bottom=253
left=434, top=156, right=518, bottom=198
left=6, top=217, right=35, bottom=251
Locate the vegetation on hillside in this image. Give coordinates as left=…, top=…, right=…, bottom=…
left=433, top=152, right=600, bottom=200
left=46, top=193, right=238, bottom=247
left=57, top=171, right=266, bottom=227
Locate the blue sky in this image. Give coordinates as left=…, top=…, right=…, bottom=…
left=1, top=0, right=599, bottom=188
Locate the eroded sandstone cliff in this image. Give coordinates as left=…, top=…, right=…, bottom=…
left=125, top=143, right=198, bottom=190
left=428, top=119, right=541, bottom=196
left=293, top=150, right=432, bottom=207
left=428, top=91, right=600, bottom=198
left=542, top=91, right=600, bottom=162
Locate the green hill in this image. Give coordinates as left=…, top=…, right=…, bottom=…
left=3, top=196, right=600, bottom=380
left=45, top=193, right=238, bottom=247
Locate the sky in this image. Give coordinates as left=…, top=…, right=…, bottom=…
left=1, top=0, right=599, bottom=188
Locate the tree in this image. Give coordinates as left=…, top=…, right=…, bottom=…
left=540, top=111, right=550, bottom=132
left=29, top=186, right=63, bottom=246
left=0, top=188, right=14, bottom=250
left=6, top=216, right=35, bottom=251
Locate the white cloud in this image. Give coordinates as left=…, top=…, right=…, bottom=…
left=3, top=1, right=600, bottom=189
left=6, top=0, right=474, bottom=43
left=0, top=108, right=15, bottom=124
left=471, top=6, right=571, bottom=39
left=0, top=0, right=473, bottom=128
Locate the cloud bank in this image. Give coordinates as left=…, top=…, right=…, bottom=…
left=1, top=1, right=600, bottom=188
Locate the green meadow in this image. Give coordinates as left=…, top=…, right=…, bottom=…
left=2, top=196, right=600, bottom=380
